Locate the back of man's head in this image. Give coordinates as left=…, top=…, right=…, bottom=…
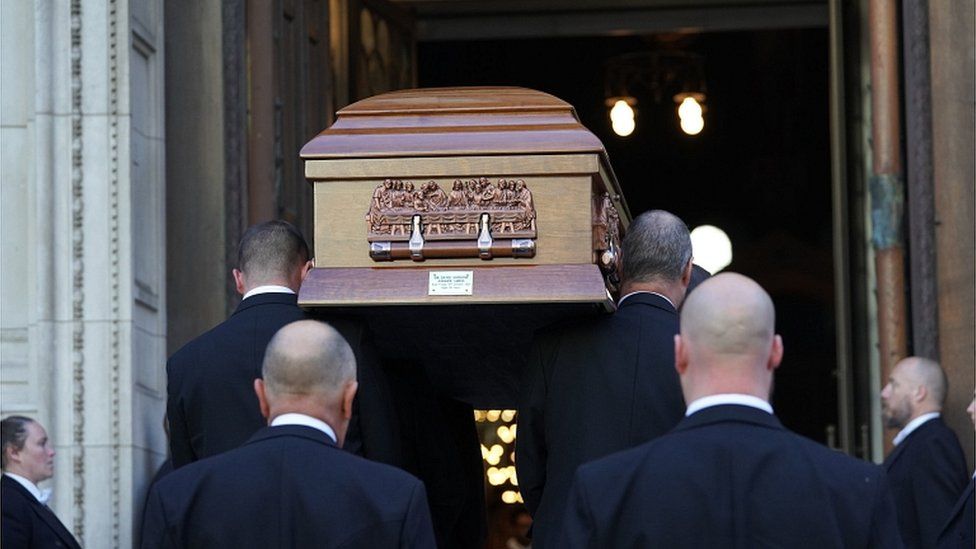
left=262, top=320, right=355, bottom=400
left=621, top=210, right=692, bottom=285
left=237, top=220, right=310, bottom=284
left=896, top=356, right=948, bottom=409
left=677, top=273, right=782, bottom=402
left=256, top=321, right=357, bottom=445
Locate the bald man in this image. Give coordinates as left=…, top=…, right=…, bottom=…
left=142, top=321, right=436, bottom=548
left=560, top=273, right=902, bottom=547
left=881, top=357, right=967, bottom=548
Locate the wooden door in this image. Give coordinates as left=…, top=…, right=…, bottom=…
left=247, top=0, right=415, bottom=243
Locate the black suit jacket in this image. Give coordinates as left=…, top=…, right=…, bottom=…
left=515, top=293, right=685, bottom=547
left=561, top=405, right=903, bottom=548
left=141, top=424, right=436, bottom=548
left=167, top=292, right=307, bottom=468
left=1, top=475, right=82, bottom=549
left=883, top=417, right=968, bottom=548
left=938, top=477, right=974, bottom=549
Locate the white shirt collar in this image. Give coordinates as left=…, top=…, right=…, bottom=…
left=893, top=412, right=940, bottom=446
left=242, top=285, right=295, bottom=301
left=270, top=413, right=337, bottom=443
left=686, top=393, right=774, bottom=416
left=617, top=291, right=675, bottom=310
left=3, top=472, right=51, bottom=504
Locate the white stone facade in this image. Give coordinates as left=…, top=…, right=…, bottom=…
left=1, top=1, right=167, bottom=546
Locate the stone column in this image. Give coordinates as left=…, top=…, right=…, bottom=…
left=0, top=1, right=168, bottom=546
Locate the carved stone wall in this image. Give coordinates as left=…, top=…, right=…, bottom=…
left=0, top=1, right=168, bottom=546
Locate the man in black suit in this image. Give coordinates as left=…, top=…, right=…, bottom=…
left=881, top=356, right=968, bottom=548
left=2, top=416, right=82, bottom=549
left=560, top=273, right=903, bottom=547
left=516, top=209, right=692, bottom=547
left=142, top=320, right=436, bottom=548
left=167, top=220, right=311, bottom=467
left=938, top=391, right=975, bottom=548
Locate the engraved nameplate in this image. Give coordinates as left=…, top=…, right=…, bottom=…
left=428, top=271, right=474, bottom=296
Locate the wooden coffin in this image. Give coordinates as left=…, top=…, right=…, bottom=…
left=298, top=87, right=630, bottom=406
left=299, top=87, right=630, bottom=309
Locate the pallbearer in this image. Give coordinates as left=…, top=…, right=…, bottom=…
left=143, top=320, right=436, bottom=548
left=561, top=274, right=903, bottom=547
left=516, top=209, right=692, bottom=547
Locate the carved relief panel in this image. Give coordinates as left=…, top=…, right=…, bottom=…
left=365, top=177, right=537, bottom=261
left=592, top=192, right=623, bottom=291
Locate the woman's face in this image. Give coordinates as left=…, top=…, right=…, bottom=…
left=9, top=421, right=56, bottom=484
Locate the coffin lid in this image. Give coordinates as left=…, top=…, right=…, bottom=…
left=300, top=87, right=611, bottom=161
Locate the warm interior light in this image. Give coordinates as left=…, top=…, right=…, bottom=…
left=482, top=443, right=504, bottom=465
left=690, top=225, right=732, bottom=273
left=487, top=466, right=510, bottom=486
left=609, top=99, right=636, bottom=137
left=497, top=425, right=515, bottom=444
left=502, top=490, right=524, bottom=504
left=677, top=96, right=702, bottom=119
left=475, top=408, right=523, bottom=504
left=676, top=96, right=705, bottom=136
left=680, top=115, right=704, bottom=135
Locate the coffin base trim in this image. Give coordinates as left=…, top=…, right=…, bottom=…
left=298, top=264, right=613, bottom=308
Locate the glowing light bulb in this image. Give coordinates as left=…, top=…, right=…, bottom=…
left=690, top=225, right=732, bottom=274
left=612, top=118, right=635, bottom=137
left=609, top=99, right=636, bottom=137
left=676, top=96, right=705, bottom=136
left=501, top=410, right=516, bottom=422
left=677, top=96, right=703, bottom=119
left=680, top=115, right=704, bottom=135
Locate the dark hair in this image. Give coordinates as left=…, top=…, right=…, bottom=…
left=621, top=210, right=692, bottom=284
left=237, top=220, right=310, bottom=281
left=1, top=416, right=35, bottom=469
